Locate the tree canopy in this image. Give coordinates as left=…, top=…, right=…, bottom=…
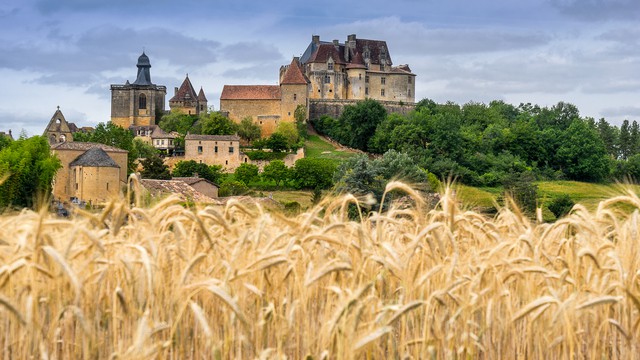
left=0, top=136, right=61, bottom=208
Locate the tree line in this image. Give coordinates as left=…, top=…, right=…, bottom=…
left=313, top=98, right=640, bottom=185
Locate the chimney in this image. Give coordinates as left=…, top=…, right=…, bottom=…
left=174, top=87, right=178, bottom=95
left=346, top=34, right=357, bottom=62
left=312, top=35, right=320, bottom=44
left=333, top=39, right=339, bottom=46
left=193, top=172, right=199, bottom=178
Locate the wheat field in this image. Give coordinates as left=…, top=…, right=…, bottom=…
left=1, top=181, right=640, bottom=359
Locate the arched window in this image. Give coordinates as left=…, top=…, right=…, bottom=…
left=138, top=93, right=147, bottom=109
left=59, top=134, right=66, bottom=142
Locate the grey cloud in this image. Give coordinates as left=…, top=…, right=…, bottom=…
left=600, top=106, right=640, bottom=118
left=550, top=0, right=640, bottom=21
left=222, top=62, right=284, bottom=81
left=221, top=42, right=284, bottom=63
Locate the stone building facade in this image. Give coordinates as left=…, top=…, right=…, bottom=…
left=51, top=142, right=128, bottom=203
left=183, top=134, right=248, bottom=170
left=220, top=58, right=309, bottom=137
left=111, top=52, right=166, bottom=128
left=169, top=75, right=208, bottom=115
left=300, top=34, right=415, bottom=103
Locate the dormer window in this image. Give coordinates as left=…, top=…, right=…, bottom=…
left=327, top=60, right=334, bottom=71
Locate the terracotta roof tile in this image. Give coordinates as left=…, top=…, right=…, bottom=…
left=280, top=58, right=309, bottom=85
left=140, top=179, right=220, bottom=204
left=173, top=176, right=219, bottom=187
left=346, top=51, right=367, bottom=69
left=169, top=75, right=197, bottom=102
left=220, top=85, right=281, bottom=100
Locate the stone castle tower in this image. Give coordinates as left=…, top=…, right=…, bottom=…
left=110, top=52, right=166, bottom=128
left=168, top=75, right=208, bottom=115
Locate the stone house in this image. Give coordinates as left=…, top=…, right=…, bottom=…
left=169, top=75, right=208, bottom=115
left=183, top=134, right=249, bottom=170
left=68, top=148, right=121, bottom=204
left=51, top=141, right=128, bottom=203
left=111, top=52, right=166, bottom=128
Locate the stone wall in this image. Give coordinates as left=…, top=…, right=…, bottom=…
left=308, top=99, right=415, bottom=120
left=71, top=166, right=121, bottom=204
left=183, top=138, right=247, bottom=171
left=220, top=99, right=281, bottom=124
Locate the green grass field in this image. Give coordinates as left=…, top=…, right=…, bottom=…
left=304, top=134, right=359, bottom=161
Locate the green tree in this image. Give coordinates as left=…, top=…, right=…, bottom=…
left=333, top=150, right=429, bottom=210
left=557, top=120, right=610, bottom=182
left=596, top=118, right=619, bottom=158
left=0, top=136, right=61, bottom=208
left=237, top=117, right=261, bottom=144
left=139, top=154, right=171, bottom=180
left=274, top=121, right=300, bottom=150
left=503, top=171, right=538, bottom=214
left=340, top=99, right=387, bottom=151
left=267, top=133, right=289, bottom=152
left=262, top=160, right=291, bottom=188
left=218, top=180, right=249, bottom=196
left=620, top=120, right=632, bottom=160
left=234, top=163, right=259, bottom=185
left=132, top=138, right=158, bottom=159
left=200, top=112, right=238, bottom=135
left=172, top=160, right=222, bottom=184
left=294, top=104, right=308, bottom=139
left=292, top=158, right=337, bottom=190
left=0, top=134, right=11, bottom=151
left=158, top=112, right=199, bottom=135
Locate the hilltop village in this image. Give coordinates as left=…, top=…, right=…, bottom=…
left=39, top=34, right=416, bottom=205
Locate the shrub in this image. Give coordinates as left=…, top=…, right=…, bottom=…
left=548, top=194, right=575, bottom=219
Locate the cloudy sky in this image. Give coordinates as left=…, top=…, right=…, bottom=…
left=2, top=0, right=640, bottom=136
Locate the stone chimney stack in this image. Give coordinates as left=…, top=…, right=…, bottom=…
left=174, top=87, right=178, bottom=95
left=312, top=35, right=320, bottom=44
left=345, top=34, right=357, bottom=62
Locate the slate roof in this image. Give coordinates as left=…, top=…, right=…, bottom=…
left=185, top=134, right=240, bottom=142
left=140, top=178, right=220, bottom=204
left=169, top=75, right=197, bottom=102
left=133, top=52, right=153, bottom=86
left=307, top=43, right=346, bottom=64
left=51, top=141, right=128, bottom=153
left=220, top=85, right=281, bottom=100
left=352, top=38, right=392, bottom=66
left=198, top=87, right=207, bottom=101
left=70, top=147, right=120, bottom=168
left=345, top=52, right=367, bottom=69
left=280, top=58, right=309, bottom=85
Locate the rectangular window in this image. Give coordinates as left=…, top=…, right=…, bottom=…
left=197, top=146, right=203, bottom=154
left=408, top=89, right=411, bottom=97
left=293, top=93, right=297, bottom=100
left=408, top=76, right=412, bottom=84
left=381, top=77, right=386, bottom=85
left=359, top=74, right=362, bottom=80
left=365, top=87, right=369, bottom=95
left=106, top=183, right=109, bottom=191
left=381, top=89, right=385, bottom=97
left=365, top=75, right=369, bottom=83
left=324, top=75, right=331, bottom=84
left=214, top=146, right=218, bottom=153
left=380, top=64, right=385, bottom=71
left=327, top=62, right=334, bottom=71
left=229, top=146, right=234, bottom=154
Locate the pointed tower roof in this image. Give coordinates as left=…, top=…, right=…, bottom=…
left=169, top=75, right=198, bottom=102
left=70, top=147, right=120, bottom=168
left=133, top=51, right=153, bottom=85
left=280, top=58, right=309, bottom=85
left=346, top=51, right=367, bottom=69
left=197, top=87, right=207, bottom=102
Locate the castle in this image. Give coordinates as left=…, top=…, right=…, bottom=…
left=219, top=34, right=416, bottom=136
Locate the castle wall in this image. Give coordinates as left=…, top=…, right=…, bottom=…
left=111, top=86, right=166, bottom=127
left=220, top=99, right=281, bottom=124
left=280, top=84, right=308, bottom=122
left=308, top=99, right=415, bottom=120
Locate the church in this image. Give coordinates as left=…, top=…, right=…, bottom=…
left=110, top=52, right=167, bottom=128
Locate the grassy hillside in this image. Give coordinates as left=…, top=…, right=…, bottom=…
left=304, top=134, right=359, bottom=161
